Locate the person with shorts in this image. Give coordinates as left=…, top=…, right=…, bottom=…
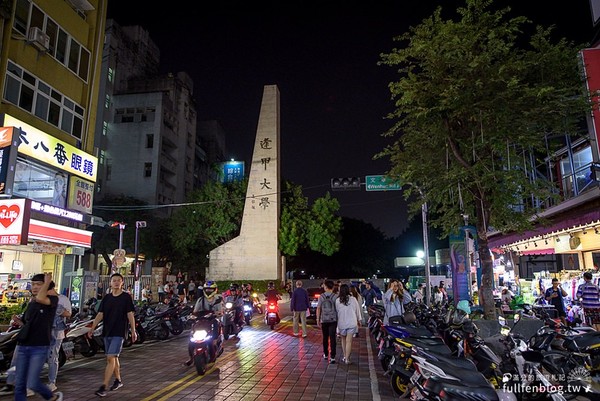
left=89, top=273, right=136, bottom=397
left=335, top=284, right=362, bottom=364
left=576, top=272, right=600, bottom=331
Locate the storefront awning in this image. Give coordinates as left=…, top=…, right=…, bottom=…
left=520, top=248, right=555, bottom=256
left=28, top=219, right=92, bottom=248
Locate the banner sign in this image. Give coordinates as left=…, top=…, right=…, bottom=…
left=67, top=176, right=94, bottom=214
left=0, top=127, right=18, bottom=196
left=2, top=114, right=97, bottom=182
left=450, top=230, right=470, bottom=303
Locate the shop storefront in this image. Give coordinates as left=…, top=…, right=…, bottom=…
left=0, top=114, right=97, bottom=307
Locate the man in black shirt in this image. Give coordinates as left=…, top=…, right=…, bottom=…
left=90, top=273, right=136, bottom=397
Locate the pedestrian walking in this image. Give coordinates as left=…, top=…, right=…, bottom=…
left=14, top=273, right=62, bottom=401
left=290, top=280, right=310, bottom=338
left=47, top=285, right=72, bottom=392
left=157, top=282, right=165, bottom=303
left=187, top=279, right=196, bottom=303
left=361, top=281, right=377, bottom=308
left=414, top=283, right=424, bottom=304
left=89, top=273, right=137, bottom=397
left=349, top=285, right=364, bottom=332
left=177, top=280, right=187, bottom=303
left=316, top=279, right=338, bottom=364
left=576, top=272, right=600, bottom=331
left=335, top=284, right=361, bottom=365
left=383, top=279, right=412, bottom=325
left=545, top=278, right=568, bottom=325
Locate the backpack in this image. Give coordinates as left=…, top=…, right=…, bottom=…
left=320, top=294, right=337, bottom=323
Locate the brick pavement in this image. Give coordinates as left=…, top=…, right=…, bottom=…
left=0, top=304, right=398, bottom=401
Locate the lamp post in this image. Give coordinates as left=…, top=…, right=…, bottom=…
left=134, top=220, right=147, bottom=301
left=110, top=221, right=126, bottom=249
left=421, top=200, right=431, bottom=306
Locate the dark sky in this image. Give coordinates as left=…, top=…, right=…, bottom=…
left=106, top=0, right=595, bottom=238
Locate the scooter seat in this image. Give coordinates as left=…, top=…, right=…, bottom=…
left=566, top=331, right=600, bottom=349
left=403, top=338, right=452, bottom=355
left=386, top=324, right=437, bottom=339
left=423, top=377, right=498, bottom=401
left=425, top=352, right=478, bottom=370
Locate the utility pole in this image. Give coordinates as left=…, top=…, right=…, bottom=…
left=422, top=200, right=431, bottom=306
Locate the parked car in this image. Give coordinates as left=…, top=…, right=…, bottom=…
left=306, top=287, right=323, bottom=321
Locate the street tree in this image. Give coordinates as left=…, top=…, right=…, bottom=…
left=170, top=179, right=342, bottom=272
left=377, top=0, right=590, bottom=318
left=169, top=179, right=247, bottom=270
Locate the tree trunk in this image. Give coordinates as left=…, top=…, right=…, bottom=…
left=476, top=200, right=496, bottom=320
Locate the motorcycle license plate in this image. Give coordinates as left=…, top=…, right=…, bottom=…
left=409, top=372, right=421, bottom=385
left=311, top=301, right=318, bottom=307
left=62, top=341, right=74, bottom=351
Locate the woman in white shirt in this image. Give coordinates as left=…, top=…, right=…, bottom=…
left=336, top=284, right=362, bottom=365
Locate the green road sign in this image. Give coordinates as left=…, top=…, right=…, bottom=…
left=365, top=175, right=402, bottom=191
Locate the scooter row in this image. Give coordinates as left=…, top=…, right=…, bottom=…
left=367, top=303, right=596, bottom=400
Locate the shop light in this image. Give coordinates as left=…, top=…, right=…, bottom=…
left=544, top=238, right=549, bottom=245
left=556, top=237, right=560, bottom=242
left=596, top=227, right=600, bottom=235
left=534, top=242, right=538, bottom=247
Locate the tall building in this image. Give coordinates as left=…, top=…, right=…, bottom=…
left=0, top=0, right=107, bottom=303
left=95, top=20, right=197, bottom=212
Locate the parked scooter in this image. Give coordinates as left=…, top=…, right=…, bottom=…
left=0, top=315, right=21, bottom=373
left=187, top=312, right=224, bottom=375
left=265, top=301, right=280, bottom=330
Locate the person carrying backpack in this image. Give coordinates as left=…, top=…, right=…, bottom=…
left=316, top=279, right=338, bottom=364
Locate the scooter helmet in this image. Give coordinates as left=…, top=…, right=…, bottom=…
left=401, top=311, right=417, bottom=325
left=204, top=281, right=218, bottom=299
left=268, top=281, right=274, bottom=289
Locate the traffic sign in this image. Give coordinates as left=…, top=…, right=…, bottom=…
left=365, top=175, right=402, bottom=191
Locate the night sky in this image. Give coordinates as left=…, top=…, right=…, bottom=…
left=106, top=0, right=595, bottom=238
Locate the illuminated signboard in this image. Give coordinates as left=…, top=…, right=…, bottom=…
left=220, top=160, right=244, bottom=183
left=0, top=198, right=30, bottom=245
left=67, top=176, right=94, bottom=214
left=0, top=127, right=18, bottom=196
left=30, top=200, right=83, bottom=222
left=2, top=114, right=97, bottom=182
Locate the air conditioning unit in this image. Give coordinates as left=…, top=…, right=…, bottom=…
left=27, top=27, right=50, bottom=52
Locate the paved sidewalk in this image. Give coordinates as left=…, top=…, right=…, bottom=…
left=0, top=305, right=398, bottom=401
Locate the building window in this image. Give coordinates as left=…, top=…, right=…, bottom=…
left=4, top=60, right=85, bottom=139
left=106, top=163, right=112, bottom=181
left=146, top=134, right=154, bottom=148
left=108, top=67, right=114, bottom=83
left=99, top=150, right=105, bottom=165
left=144, top=163, right=152, bottom=177
left=105, top=94, right=110, bottom=109
left=102, top=121, right=108, bottom=136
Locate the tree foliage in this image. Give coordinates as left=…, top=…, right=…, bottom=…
left=377, top=0, right=590, bottom=318
left=168, top=179, right=247, bottom=268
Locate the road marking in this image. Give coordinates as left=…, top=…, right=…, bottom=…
left=141, top=329, right=278, bottom=401
left=365, top=329, right=382, bottom=401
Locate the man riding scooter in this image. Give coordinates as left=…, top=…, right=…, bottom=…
left=223, top=284, right=244, bottom=328
left=264, top=282, right=282, bottom=329
left=184, top=281, right=223, bottom=366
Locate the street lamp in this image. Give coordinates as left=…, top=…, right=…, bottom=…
left=110, top=221, right=126, bottom=249
left=133, top=220, right=147, bottom=301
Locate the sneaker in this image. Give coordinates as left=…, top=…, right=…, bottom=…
left=95, top=385, right=107, bottom=397
left=0, top=386, right=14, bottom=396
left=110, top=379, right=123, bottom=391
left=302, top=334, right=307, bottom=338
left=323, top=354, right=328, bottom=360
left=329, top=358, right=336, bottom=364
left=293, top=333, right=299, bottom=336
left=27, top=389, right=34, bottom=397
left=52, top=392, right=64, bottom=401
left=48, top=383, right=58, bottom=392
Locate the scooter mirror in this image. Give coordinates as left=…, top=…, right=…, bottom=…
left=498, top=316, right=506, bottom=326
left=514, top=313, right=521, bottom=323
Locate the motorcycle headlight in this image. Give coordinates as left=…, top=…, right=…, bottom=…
left=252, top=293, right=258, bottom=298
left=225, top=302, right=233, bottom=309
left=243, top=305, right=252, bottom=311
left=191, top=329, right=210, bottom=342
